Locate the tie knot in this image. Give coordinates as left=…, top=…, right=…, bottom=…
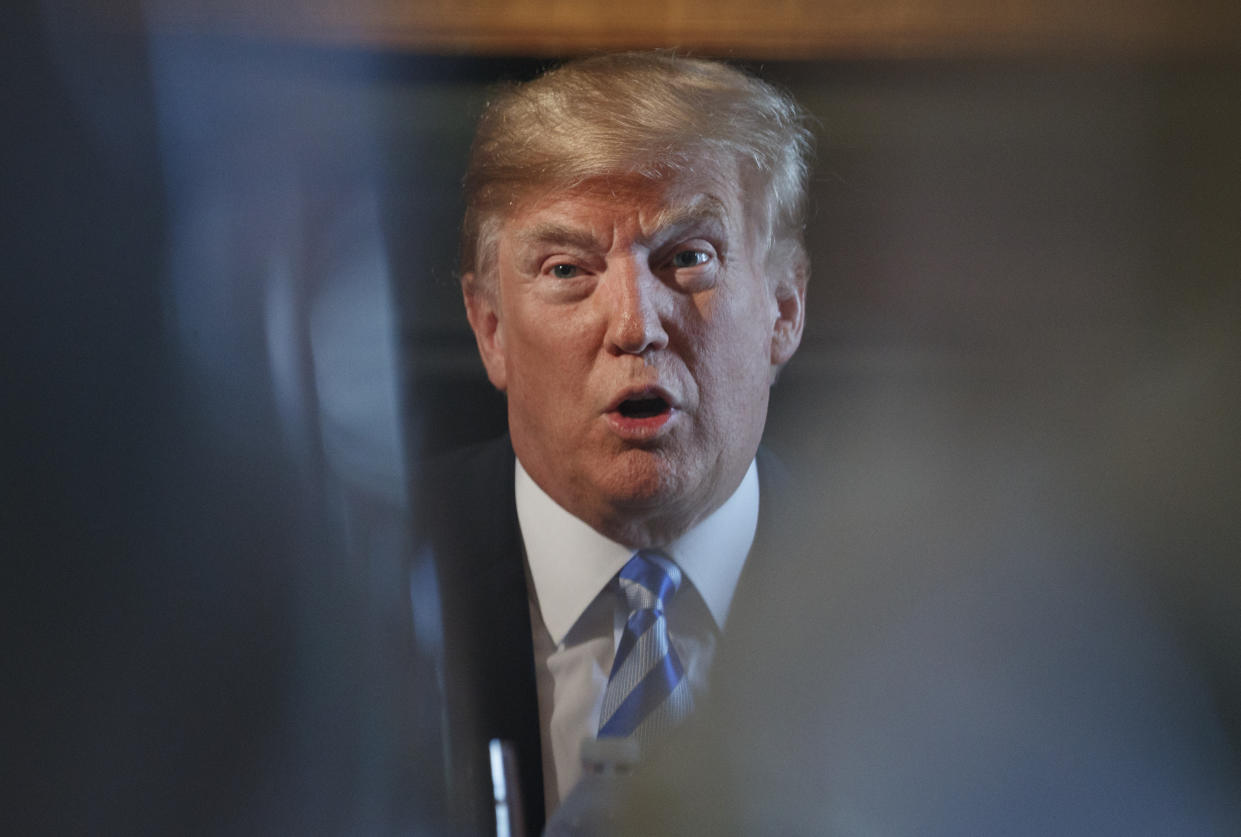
left=617, top=551, right=681, bottom=612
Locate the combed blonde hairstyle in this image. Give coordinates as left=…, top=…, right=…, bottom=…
left=460, top=52, right=813, bottom=292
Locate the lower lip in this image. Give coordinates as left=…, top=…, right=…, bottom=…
left=605, top=408, right=675, bottom=440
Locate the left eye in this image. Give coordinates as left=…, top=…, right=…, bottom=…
left=670, top=250, right=710, bottom=269
left=550, top=263, right=582, bottom=279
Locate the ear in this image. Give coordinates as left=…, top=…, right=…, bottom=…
left=462, top=273, right=508, bottom=392
left=769, top=261, right=807, bottom=371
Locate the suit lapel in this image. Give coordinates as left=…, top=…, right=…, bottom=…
left=729, top=445, right=796, bottom=637
left=414, top=436, right=545, bottom=835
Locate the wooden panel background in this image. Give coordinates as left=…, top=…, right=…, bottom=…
left=142, top=0, right=1241, bottom=57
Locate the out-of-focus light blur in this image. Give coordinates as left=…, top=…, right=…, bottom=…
left=6, top=0, right=1239, bottom=833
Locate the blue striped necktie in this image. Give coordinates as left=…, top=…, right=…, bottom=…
left=597, top=551, right=693, bottom=747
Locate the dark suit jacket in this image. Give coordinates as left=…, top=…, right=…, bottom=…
left=409, top=435, right=791, bottom=836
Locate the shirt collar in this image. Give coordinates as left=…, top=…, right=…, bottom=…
left=516, top=458, right=759, bottom=645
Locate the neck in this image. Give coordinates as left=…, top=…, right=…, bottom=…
left=586, top=505, right=712, bottom=550
left=554, top=472, right=745, bottom=550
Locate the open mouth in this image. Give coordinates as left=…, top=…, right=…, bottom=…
left=616, top=396, right=670, bottom=419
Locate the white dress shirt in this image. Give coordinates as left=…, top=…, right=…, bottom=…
left=515, top=458, right=759, bottom=811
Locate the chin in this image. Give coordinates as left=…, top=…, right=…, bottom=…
left=593, top=448, right=693, bottom=509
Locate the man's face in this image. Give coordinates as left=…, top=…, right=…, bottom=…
left=464, top=166, right=804, bottom=546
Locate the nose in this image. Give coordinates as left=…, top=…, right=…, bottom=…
left=604, top=257, right=669, bottom=356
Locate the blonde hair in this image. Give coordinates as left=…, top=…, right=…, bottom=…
left=460, top=52, right=813, bottom=290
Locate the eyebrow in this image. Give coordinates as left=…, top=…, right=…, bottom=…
left=648, top=195, right=730, bottom=241
left=512, top=194, right=732, bottom=254
left=514, top=223, right=605, bottom=253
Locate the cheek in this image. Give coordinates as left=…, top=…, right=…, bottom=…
left=693, top=291, right=777, bottom=364
left=504, top=310, right=598, bottom=393
left=687, top=297, right=777, bottom=415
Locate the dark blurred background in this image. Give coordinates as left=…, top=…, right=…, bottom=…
left=5, top=0, right=1239, bottom=832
